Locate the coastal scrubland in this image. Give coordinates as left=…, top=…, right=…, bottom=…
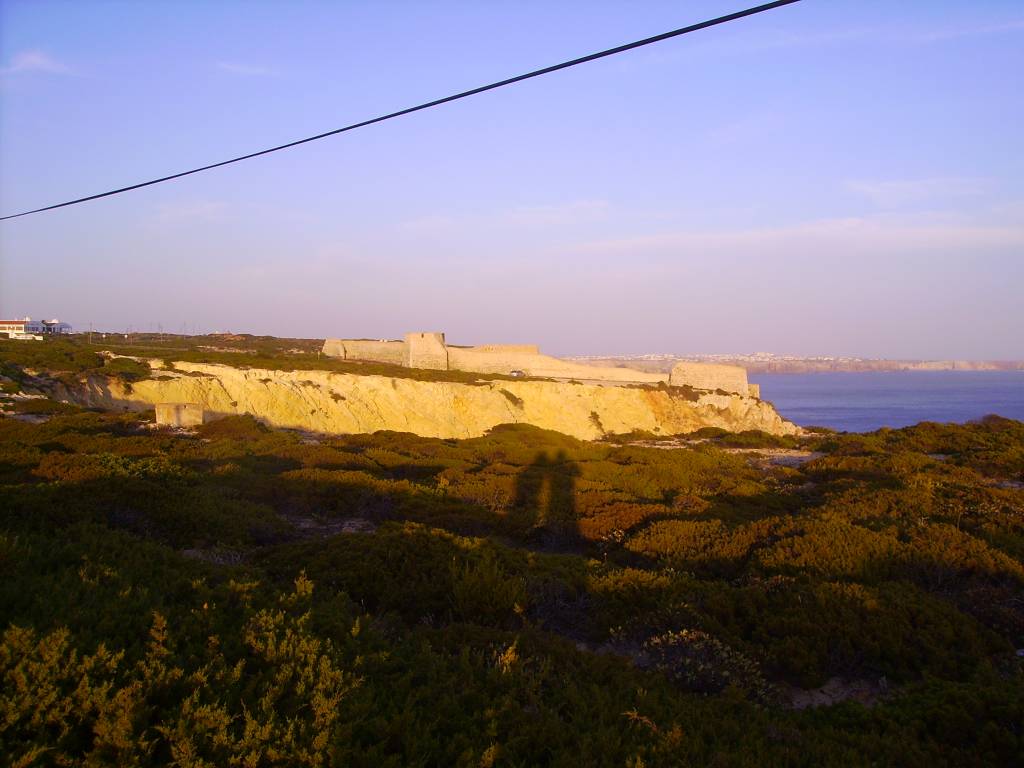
left=1, top=394, right=1022, bottom=765
left=0, top=335, right=528, bottom=387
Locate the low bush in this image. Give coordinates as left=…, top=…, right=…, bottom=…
left=643, top=628, right=775, bottom=702
left=103, top=356, right=152, bottom=382
left=1, top=396, right=1023, bottom=764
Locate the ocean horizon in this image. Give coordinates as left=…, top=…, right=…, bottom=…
left=751, top=370, right=1024, bottom=433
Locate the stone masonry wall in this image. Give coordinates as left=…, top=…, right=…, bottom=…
left=447, top=347, right=667, bottom=383
left=670, top=362, right=749, bottom=396
left=322, top=339, right=406, bottom=365
left=321, top=339, right=346, bottom=357
left=462, top=344, right=540, bottom=355
left=404, top=332, right=449, bottom=370
left=322, top=332, right=677, bottom=386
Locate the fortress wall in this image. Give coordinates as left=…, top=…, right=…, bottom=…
left=404, top=332, right=449, bottom=370
left=325, top=331, right=707, bottom=387
left=467, top=344, right=541, bottom=355
left=345, top=340, right=406, bottom=364
left=323, top=339, right=407, bottom=365
left=447, top=348, right=540, bottom=375
left=569, top=365, right=667, bottom=384
left=747, top=383, right=760, bottom=399
left=322, top=339, right=347, bottom=358
left=670, top=362, right=749, bottom=395
left=510, top=352, right=667, bottom=383
left=447, top=347, right=667, bottom=383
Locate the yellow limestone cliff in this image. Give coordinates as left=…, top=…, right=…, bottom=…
left=63, top=361, right=799, bottom=440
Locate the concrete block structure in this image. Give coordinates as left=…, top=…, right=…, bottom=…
left=155, top=402, right=204, bottom=428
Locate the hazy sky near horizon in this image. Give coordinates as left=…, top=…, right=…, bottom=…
left=1, top=0, right=1022, bottom=358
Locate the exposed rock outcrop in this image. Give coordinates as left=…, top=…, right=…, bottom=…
left=54, top=361, right=800, bottom=440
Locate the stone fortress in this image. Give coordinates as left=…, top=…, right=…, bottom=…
left=323, top=332, right=760, bottom=398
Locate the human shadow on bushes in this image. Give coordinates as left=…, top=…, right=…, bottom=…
left=512, top=450, right=581, bottom=547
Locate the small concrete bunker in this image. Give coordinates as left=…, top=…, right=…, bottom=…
left=155, top=402, right=204, bottom=428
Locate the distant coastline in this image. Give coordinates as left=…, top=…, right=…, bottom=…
left=568, top=355, right=1024, bottom=376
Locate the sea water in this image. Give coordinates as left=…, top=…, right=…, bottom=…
left=750, top=371, right=1024, bottom=433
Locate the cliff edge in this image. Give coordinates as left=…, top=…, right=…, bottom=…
left=55, top=361, right=800, bottom=440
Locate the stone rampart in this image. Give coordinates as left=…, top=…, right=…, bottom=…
left=447, top=347, right=666, bottom=383
left=464, top=344, right=540, bottom=355
left=322, top=339, right=346, bottom=357
left=670, top=362, right=749, bottom=396
left=322, top=339, right=405, bottom=365
left=323, top=332, right=719, bottom=387
left=404, top=332, right=449, bottom=370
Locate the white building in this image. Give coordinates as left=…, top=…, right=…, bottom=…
left=0, top=317, right=72, bottom=336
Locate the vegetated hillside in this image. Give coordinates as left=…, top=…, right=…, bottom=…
left=1, top=402, right=1022, bottom=765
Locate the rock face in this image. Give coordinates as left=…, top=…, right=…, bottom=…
left=57, top=361, right=800, bottom=440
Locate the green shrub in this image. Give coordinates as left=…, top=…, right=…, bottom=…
left=643, top=628, right=774, bottom=702
left=451, top=550, right=527, bottom=627
left=102, top=356, right=152, bottom=382
left=196, top=414, right=269, bottom=440
left=1, top=404, right=1023, bottom=764
left=625, top=519, right=730, bottom=565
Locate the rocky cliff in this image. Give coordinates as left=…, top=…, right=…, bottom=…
left=54, top=361, right=800, bottom=440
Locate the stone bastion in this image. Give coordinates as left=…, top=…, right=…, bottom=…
left=322, top=332, right=759, bottom=397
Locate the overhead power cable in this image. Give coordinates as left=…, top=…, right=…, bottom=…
left=0, top=0, right=801, bottom=221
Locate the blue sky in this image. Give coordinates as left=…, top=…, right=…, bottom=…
left=1, top=0, right=1022, bottom=358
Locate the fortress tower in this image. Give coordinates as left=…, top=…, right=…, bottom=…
left=404, top=332, right=449, bottom=370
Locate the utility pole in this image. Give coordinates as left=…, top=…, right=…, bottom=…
left=89, top=322, right=93, bottom=345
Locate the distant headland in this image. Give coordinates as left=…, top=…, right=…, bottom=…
left=566, top=352, right=1024, bottom=375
